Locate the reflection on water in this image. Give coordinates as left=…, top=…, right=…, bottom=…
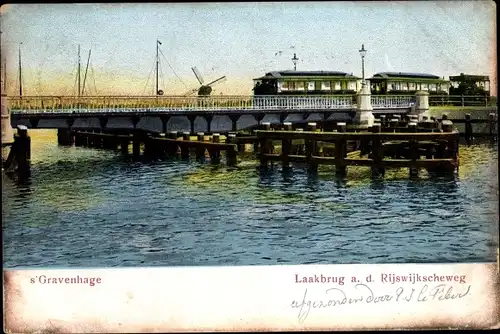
left=2, top=129, right=498, bottom=268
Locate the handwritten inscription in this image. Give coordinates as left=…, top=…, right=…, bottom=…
left=291, top=284, right=471, bottom=323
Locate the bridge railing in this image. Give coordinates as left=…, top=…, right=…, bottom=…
left=428, top=95, right=497, bottom=107
left=370, top=95, right=416, bottom=108
left=7, top=95, right=359, bottom=113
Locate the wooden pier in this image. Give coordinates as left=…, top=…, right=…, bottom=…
left=66, top=129, right=240, bottom=166
left=255, top=119, right=461, bottom=178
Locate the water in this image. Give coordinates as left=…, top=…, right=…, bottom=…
left=2, top=130, right=498, bottom=268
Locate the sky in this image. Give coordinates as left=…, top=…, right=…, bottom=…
left=0, top=1, right=497, bottom=96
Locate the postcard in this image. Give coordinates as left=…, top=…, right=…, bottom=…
left=1, top=1, right=498, bottom=332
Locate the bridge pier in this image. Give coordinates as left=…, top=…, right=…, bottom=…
left=209, top=133, right=221, bottom=163
left=74, top=132, right=87, bottom=147
left=121, top=137, right=130, bottom=155
left=355, top=84, right=375, bottom=126
left=181, top=132, right=191, bottom=159
left=57, top=128, right=74, bottom=146
left=132, top=131, right=141, bottom=158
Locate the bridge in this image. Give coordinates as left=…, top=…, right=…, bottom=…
left=8, top=95, right=415, bottom=134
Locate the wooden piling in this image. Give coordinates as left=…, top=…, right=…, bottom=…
left=281, top=122, right=293, bottom=168
left=196, top=132, right=206, bottom=159
left=57, top=128, right=74, bottom=146
left=208, top=133, right=221, bottom=162
left=335, top=122, right=347, bottom=176
left=165, top=131, right=178, bottom=156
left=379, top=115, right=386, bottom=127
left=4, top=125, right=31, bottom=174
left=464, top=113, right=473, bottom=145
left=408, top=122, right=419, bottom=178
left=389, top=118, right=398, bottom=130
left=121, top=138, right=129, bottom=155
left=370, top=123, right=385, bottom=178
left=489, top=113, right=497, bottom=143
left=226, top=134, right=238, bottom=166
left=132, top=132, right=141, bottom=158
left=181, top=132, right=191, bottom=159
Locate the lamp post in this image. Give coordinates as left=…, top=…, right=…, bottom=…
left=359, top=44, right=367, bottom=86
left=292, top=53, right=299, bottom=71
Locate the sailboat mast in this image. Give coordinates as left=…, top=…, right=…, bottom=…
left=155, top=39, right=159, bottom=96
left=77, top=44, right=81, bottom=97
left=82, top=49, right=91, bottom=96
left=18, top=43, right=22, bottom=97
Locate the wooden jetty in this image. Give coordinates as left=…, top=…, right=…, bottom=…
left=67, top=129, right=239, bottom=166
left=255, top=119, right=460, bottom=178
left=4, top=110, right=494, bottom=176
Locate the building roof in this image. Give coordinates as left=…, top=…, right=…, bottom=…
left=253, top=70, right=359, bottom=80
left=449, top=73, right=490, bottom=81
left=371, top=72, right=442, bottom=79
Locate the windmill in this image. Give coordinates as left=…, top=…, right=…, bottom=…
left=184, top=66, right=226, bottom=96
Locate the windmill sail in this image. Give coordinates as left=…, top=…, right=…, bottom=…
left=191, top=67, right=204, bottom=85
left=206, top=76, right=226, bottom=87
left=184, top=66, right=226, bottom=96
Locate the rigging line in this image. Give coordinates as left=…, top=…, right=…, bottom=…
left=142, top=54, right=157, bottom=95
left=72, top=61, right=78, bottom=97
left=142, top=57, right=156, bottom=95
left=90, top=62, right=98, bottom=95
left=158, top=48, right=188, bottom=88
left=159, top=58, right=166, bottom=93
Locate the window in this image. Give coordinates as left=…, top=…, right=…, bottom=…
left=429, top=83, right=437, bottom=91
left=394, top=82, right=401, bottom=91
left=321, top=81, right=331, bottom=91
left=388, top=82, right=395, bottom=91
left=279, top=81, right=287, bottom=91
left=296, top=82, right=305, bottom=91
left=408, top=82, right=416, bottom=90
left=308, top=81, right=315, bottom=91
left=421, top=83, right=428, bottom=90
left=348, top=81, right=356, bottom=91
left=334, top=81, right=341, bottom=91
left=401, top=82, right=408, bottom=91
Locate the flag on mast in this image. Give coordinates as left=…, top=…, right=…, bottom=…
left=157, top=40, right=162, bottom=45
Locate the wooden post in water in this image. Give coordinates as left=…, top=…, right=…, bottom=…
left=393, top=114, right=403, bottom=128
left=306, top=122, right=318, bottom=173
left=464, top=113, right=473, bottom=145
left=132, top=131, right=141, bottom=158
left=370, top=123, right=384, bottom=178
left=181, top=132, right=191, bottom=159
left=226, top=134, right=237, bottom=166
left=121, top=137, right=129, bottom=155
left=196, top=132, right=206, bottom=160
left=164, top=131, right=178, bottom=156
left=408, top=122, right=419, bottom=178
left=4, top=125, right=31, bottom=174
left=210, top=133, right=221, bottom=163
left=281, top=122, right=292, bottom=168
left=74, top=131, right=87, bottom=147
left=389, top=118, right=398, bottom=131
left=442, top=120, right=458, bottom=173
left=258, top=123, right=272, bottom=168
left=335, top=122, right=347, bottom=176
left=489, top=113, right=497, bottom=143
left=379, top=115, right=386, bottom=128
left=57, top=128, right=73, bottom=146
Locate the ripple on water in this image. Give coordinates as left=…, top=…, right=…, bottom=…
left=2, top=132, right=498, bottom=267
